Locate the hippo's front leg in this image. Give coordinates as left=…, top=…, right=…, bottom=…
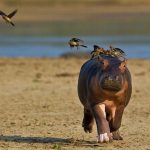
left=92, top=104, right=112, bottom=142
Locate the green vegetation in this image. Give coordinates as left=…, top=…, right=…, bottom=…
left=1, top=15, right=150, bottom=37
left=52, top=143, right=61, bottom=150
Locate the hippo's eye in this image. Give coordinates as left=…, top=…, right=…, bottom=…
left=100, top=59, right=109, bottom=70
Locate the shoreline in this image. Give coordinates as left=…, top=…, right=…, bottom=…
left=0, top=57, right=149, bottom=60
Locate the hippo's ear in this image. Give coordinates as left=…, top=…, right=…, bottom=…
left=119, top=60, right=127, bottom=73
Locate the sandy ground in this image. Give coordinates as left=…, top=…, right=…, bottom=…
left=0, top=58, right=149, bottom=150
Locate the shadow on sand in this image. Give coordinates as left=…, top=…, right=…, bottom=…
left=0, top=135, right=70, bottom=144
left=0, top=135, right=102, bottom=148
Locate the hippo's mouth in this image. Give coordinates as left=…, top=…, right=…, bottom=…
left=101, top=79, right=121, bottom=91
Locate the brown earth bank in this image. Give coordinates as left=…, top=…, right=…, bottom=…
left=0, top=58, right=149, bottom=150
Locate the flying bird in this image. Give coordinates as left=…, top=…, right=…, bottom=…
left=68, top=38, right=87, bottom=50
left=0, top=9, right=18, bottom=26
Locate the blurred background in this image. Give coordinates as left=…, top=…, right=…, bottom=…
left=0, top=0, right=150, bottom=58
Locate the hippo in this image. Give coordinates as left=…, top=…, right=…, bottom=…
left=78, top=55, right=132, bottom=142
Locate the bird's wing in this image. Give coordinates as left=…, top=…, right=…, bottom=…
left=8, top=9, right=18, bottom=18
left=72, top=38, right=84, bottom=43
left=0, top=10, right=6, bottom=16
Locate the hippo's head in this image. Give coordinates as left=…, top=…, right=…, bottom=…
left=99, top=56, right=127, bottom=91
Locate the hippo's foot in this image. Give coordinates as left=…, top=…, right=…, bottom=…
left=82, top=117, right=94, bottom=133
left=97, top=133, right=112, bottom=143
left=112, top=130, right=123, bottom=140
left=82, top=108, right=94, bottom=133
left=82, top=122, right=93, bottom=133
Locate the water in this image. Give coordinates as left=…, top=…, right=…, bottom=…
left=0, top=35, right=150, bottom=58
left=0, top=16, right=150, bottom=58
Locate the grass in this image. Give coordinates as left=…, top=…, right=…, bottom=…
left=52, top=143, right=61, bottom=150
left=1, top=15, right=150, bottom=37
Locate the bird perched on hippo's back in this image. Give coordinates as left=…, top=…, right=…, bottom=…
left=68, top=38, right=87, bottom=50
left=0, top=9, right=18, bottom=26
left=109, top=45, right=126, bottom=58
left=90, top=45, right=105, bottom=59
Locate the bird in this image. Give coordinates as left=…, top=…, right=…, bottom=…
left=90, top=45, right=105, bottom=59
left=109, top=45, right=126, bottom=57
left=0, top=9, right=18, bottom=26
left=68, top=38, right=87, bottom=50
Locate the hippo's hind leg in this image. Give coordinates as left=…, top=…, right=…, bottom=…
left=82, top=108, right=94, bottom=133
left=109, top=105, right=124, bottom=140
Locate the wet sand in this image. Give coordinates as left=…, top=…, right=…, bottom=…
left=0, top=58, right=149, bottom=150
